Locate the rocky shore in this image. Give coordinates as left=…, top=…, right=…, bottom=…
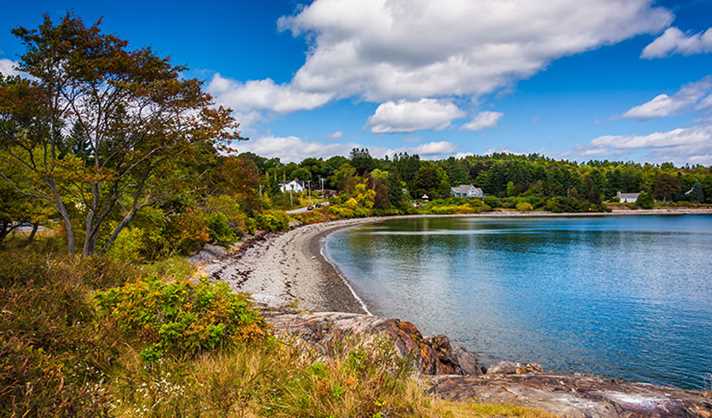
left=202, top=210, right=712, bottom=417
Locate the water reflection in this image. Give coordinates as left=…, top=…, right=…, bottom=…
left=325, top=215, right=712, bottom=389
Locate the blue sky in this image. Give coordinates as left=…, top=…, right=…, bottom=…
left=1, top=1, right=712, bottom=164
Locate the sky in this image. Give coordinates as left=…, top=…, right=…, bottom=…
left=1, top=1, right=712, bottom=164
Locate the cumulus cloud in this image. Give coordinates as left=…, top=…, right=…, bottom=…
left=463, top=111, right=503, bottom=131
left=276, top=0, right=670, bottom=102
left=234, top=135, right=357, bottom=162
left=0, top=59, right=19, bottom=77
left=579, top=124, right=712, bottom=164
left=407, top=140, right=456, bottom=155
left=367, top=99, right=464, bottom=133
left=329, top=130, right=343, bottom=139
left=233, top=135, right=457, bottom=162
left=622, top=76, right=712, bottom=119
left=642, top=27, right=712, bottom=58
left=207, top=73, right=332, bottom=114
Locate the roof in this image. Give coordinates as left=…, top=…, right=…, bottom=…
left=618, top=192, right=640, bottom=199
left=451, top=184, right=482, bottom=193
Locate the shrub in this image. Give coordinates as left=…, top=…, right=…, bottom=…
left=95, top=277, right=266, bottom=361
left=636, top=191, right=655, bottom=209
left=107, top=226, right=145, bottom=263
left=141, top=256, right=195, bottom=280
left=207, top=212, right=238, bottom=245
left=255, top=210, right=289, bottom=232
left=516, top=202, right=534, bottom=211
left=484, top=195, right=501, bottom=208
left=329, top=205, right=356, bottom=219
left=0, top=252, right=130, bottom=416
left=172, top=208, right=210, bottom=254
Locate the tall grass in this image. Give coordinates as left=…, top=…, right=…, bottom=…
left=1, top=250, right=554, bottom=417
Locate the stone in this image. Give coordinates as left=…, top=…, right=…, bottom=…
left=488, top=361, right=543, bottom=375
left=262, top=308, right=482, bottom=376
left=428, top=373, right=712, bottom=417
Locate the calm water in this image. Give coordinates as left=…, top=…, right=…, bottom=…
left=325, top=215, right=712, bottom=389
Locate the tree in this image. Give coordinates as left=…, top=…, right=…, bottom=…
left=214, top=155, right=262, bottom=213
left=653, top=173, right=682, bottom=202
left=414, top=163, right=450, bottom=198
left=636, top=191, right=654, bottom=209
left=330, top=163, right=357, bottom=193
left=350, top=148, right=375, bottom=175
left=0, top=15, right=241, bottom=255
left=684, top=181, right=704, bottom=203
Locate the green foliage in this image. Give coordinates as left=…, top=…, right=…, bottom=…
left=636, top=191, right=655, bottom=209
left=0, top=251, right=136, bottom=416
left=207, top=212, right=238, bottom=245
left=516, top=202, right=534, bottom=211
left=255, top=210, right=290, bottom=232
left=141, top=256, right=195, bottom=280
left=107, top=226, right=145, bottom=263
left=414, top=162, right=450, bottom=198
left=95, top=277, right=266, bottom=361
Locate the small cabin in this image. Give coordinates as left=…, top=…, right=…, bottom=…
left=280, top=180, right=305, bottom=193
left=451, top=184, right=484, bottom=198
left=616, top=191, right=640, bottom=203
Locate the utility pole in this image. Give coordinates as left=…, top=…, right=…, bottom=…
left=307, top=180, right=312, bottom=205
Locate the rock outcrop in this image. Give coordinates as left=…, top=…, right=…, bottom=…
left=264, top=307, right=712, bottom=417
left=430, top=373, right=712, bottom=417
left=263, top=309, right=482, bottom=376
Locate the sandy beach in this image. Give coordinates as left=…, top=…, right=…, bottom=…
left=205, top=208, right=712, bottom=314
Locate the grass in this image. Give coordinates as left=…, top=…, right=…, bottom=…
left=1, top=248, right=555, bottom=417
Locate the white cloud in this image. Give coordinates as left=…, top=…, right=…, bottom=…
left=0, top=59, right=19, bottom=77
left=276, top=0, right=671, bottom=102
left=233, top=135, right=458, bottom=162
left=579, top=124, right=712, bottom=164
left=329, top=130, right=343, bottom=139
left=207, top=73, right=332, bottom=114
left=367, top=99, right=464, bottom=133
left=622, top=76, right=712, bottom=119
left=463, top=111, right=503, bottom=131
left=234, top=135, right=357, bottom=162
left=408, top=141, right=456, bottom=155
left=642, top=27, right=712, bottom=58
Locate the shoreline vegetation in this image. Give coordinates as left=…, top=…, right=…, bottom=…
left=2, top=14, right=712, bottom=417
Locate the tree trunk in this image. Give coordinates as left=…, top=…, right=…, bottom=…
left=48, top=178, right=76, bottom=254
left=21, top=222, right=39, bottom=246
left=82, top=211, right=96, bottom=256
left=100, top=207, right=137, bottom=254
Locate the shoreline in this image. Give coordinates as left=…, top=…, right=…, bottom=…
left=208, top=207, right=712, bottom=314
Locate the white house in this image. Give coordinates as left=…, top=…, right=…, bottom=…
left=616, top=191, right=640, bottom=203
left=451, top=184, right=484, bottom=198
left=280, top=179, right=305, bottom=193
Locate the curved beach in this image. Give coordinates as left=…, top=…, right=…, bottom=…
left=207, top=208, right=712, bottom=314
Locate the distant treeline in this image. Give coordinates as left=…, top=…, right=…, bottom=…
left=247, top=148, right=712, bottom=211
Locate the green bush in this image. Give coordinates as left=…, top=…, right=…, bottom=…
left=107, top=226, right=145, bottom=263
left=95, top=277, right=266, bottom=361
left=329, top=205, right=356, bottom=219
left=255, top=210, right=290, bottom=232
left=141, top=256, right=195, bottom=280
left=484, top=195, right=501, bottom=208
left=207, top=212, right=238, bottom=245
left=516, top=202, right=534, bottom=211
left=636, top=191, right=655, bottom=209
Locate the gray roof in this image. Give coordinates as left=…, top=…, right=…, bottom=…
left=451, top=184, right=482, bottom=193
left=617, top=192, right=640, bottom=199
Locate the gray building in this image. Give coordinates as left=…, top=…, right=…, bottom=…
left=616, top=191, right=640, bottom=203
left=451, top=184, right=484, bottom=198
